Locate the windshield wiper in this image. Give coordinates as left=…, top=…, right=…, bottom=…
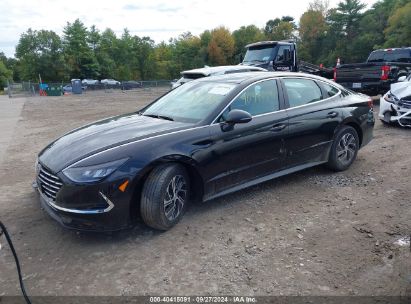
left=143, top=113, right=174, bottom=121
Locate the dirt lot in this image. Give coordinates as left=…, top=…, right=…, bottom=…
left=0, top=89, right=410, bottom=297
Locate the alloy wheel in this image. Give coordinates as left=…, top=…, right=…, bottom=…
left=163, top=175, right=187, bottom=221
left=336, top=133, right=357, bottom=166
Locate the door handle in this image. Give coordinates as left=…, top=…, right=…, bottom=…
left=327, top=111, right=338, bottom=118
left=271, top=124, right=287, bottom=132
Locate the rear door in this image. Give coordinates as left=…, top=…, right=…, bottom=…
left=280, top=77, right=343, bottom=168
left=204, top=79, right=288, bottom=197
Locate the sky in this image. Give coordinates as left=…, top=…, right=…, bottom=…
left=0, top=0, right=379, bottom=58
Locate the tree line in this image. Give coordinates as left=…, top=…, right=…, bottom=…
left=0, top=0, right=410, bottom=89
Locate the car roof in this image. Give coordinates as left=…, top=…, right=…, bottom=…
left=371, top=47, right=411, bottom=52
left=196, top=71, right=336, bottom=85
left=245, top=40, right=294, bottom=48
left=181, top=65, right=266, bottom=77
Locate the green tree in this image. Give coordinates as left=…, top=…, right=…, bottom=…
left=132, top=36, right=156, bottom=80
left=0, top=60, right=12, bottom=89
left=15, top=29, right=65, bottom=81
left=63, top=19, right=99, bottom=79
left=384, top=1, right=411, bottom=47
left=172, top=32, right=204, bottom=71
left=325, top=0, right=366, bottom=63
left=232, top=25, right=265, bottom=63
left=95, top=28, right=118, bottom=78
left=264, top=17, right=297, bottom=41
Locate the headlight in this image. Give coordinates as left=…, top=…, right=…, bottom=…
left=62, top=158, right=128, bottom=183
left=384, top=92, right=398, bottom=104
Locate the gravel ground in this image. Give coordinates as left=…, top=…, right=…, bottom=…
left=0, top=89, right=410, bottom=297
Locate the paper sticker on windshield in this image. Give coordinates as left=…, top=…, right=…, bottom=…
left=208, top=85, right=234, bottom=95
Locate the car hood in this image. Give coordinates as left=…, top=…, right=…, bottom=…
left=39, top=113, right=192, bottom=172
left=391, top=81, right=411, bottom=100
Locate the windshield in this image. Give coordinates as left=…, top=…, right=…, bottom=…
left=142, top=81, right=236, bottom=123
left=243, top=45, right=276, bottom=63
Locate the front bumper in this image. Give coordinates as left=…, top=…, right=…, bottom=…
left=34, top=171, right=134, bottom=231
left=379, top=97, right=411, bottom=127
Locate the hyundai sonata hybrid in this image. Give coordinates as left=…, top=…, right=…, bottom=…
left=35, top=72, right=375, bottom=231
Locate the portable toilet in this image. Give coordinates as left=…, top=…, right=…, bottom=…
left=71, top=79, right=82, bottom=94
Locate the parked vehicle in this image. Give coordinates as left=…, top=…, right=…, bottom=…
left=240, top=40, right=334, bottom=78
left=379, top=74, right=411, bottom=127
left=62, top=84, right=86, bottom=93
left=101, top=79, right=120, bottom=86
left=35, top=72, right=374, bottom=231
left=122, top=81, right=142, bottom=90
left=82, top=79, right=99, bottom=85
left=171, top=65, right=267, bottom=89
left=62, top=84, right=72, bottom=93
left=335, top=48, right=411, bottom=94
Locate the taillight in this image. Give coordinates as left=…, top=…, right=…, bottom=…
left=333, top=67, right=337, bottom=81
left=368, top=98, right=374, bottom=109
left=381, top=65, right=390, bottom=80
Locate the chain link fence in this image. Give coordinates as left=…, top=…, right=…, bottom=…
left=6, top=80, right=173, bottom=98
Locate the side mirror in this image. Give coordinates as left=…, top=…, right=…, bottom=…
left=397, top=76, right=407, bottom=82
left=226, top=109, right=252, bottom=124
left=221, top=109, right=252, bottom=131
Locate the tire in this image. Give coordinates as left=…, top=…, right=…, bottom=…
left=140, top=163, right=190, bottom=230
left=327, top=126, right=359, bottom=172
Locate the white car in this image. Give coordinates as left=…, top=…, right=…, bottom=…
left=101, top=79, right=120, bottom=85
left=171, top=65, right=267, bottom=89
left=82, top=79, right=99, bottom=85
left=379, top=74, right=411, bottom=127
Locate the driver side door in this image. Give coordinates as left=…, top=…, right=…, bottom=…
left=203, top=79, right=289, bottom=199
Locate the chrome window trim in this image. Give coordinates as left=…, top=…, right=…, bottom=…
left=210, top=75, right=342, bottom=125
left=211, top=77, right=282, bottom=125
left=280, top=76, right=342, bottom=110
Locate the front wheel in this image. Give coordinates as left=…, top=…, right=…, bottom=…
left=327, top=126, right=359, bottom=171
left=140, top=163, right=190, bottom=230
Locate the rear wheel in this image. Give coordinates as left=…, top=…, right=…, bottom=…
left=140, top=163, right=189, bottom=230
left=327, top=126, right=359, bottom=171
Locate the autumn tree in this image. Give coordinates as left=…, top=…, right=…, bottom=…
left=299, top=9, right=328, bottom=63
left=207, top=27, right=235, bottom=65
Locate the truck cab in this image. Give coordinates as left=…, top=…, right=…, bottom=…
left=240, top=41, right=298, bottom=72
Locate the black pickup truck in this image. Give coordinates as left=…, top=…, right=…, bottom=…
left=335, top=48, right=411, bottom=94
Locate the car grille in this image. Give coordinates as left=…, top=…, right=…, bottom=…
left=37, top=165, right=63, bottom=201
left=399, top=99, right=411, bottom=109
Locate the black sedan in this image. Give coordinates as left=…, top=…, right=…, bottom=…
left=35, top=72, right=375, bottom=231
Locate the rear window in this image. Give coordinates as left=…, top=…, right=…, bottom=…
left=367, top=49, right=411, bottom=63
left=283, top=78, right=322, bottom=108
left=320, top=82, right=340, bottom=98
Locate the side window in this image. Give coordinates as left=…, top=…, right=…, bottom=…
left=219, top=80, right=279, bottom=121
left=320, top=82, right=340, bottom=98
left=275, top=45, right=291, bottom=62
left=283, top=78, right=322, bottom=108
